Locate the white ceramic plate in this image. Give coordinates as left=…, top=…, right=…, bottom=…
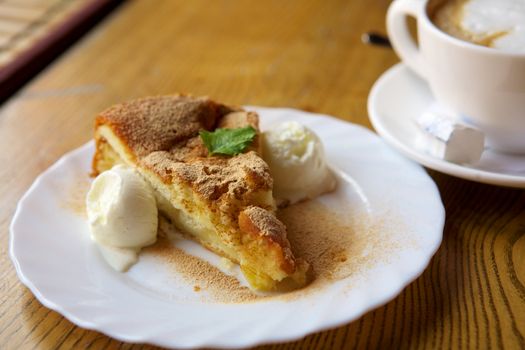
left=368, top=63, right=525, bottom=188
left=10, top=107, right=444, bottom=349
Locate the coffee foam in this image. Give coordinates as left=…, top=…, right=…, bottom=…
left=431, top=0, right=525, bottom=52
left=462, top=0, right=525, bottom=52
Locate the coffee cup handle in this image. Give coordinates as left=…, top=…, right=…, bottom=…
left=387, top=0, right=427, bottom=79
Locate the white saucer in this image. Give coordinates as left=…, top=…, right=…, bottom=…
left=368, top=63, right=525, bottom=188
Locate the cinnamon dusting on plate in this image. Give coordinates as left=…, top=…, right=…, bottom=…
left=281, top=201, right=401, bottom=281
left=61, top=176, right=91, bottom=217
left=272, top=201, right=407, bottom=302
left=143, top=234, right=262, bottom=303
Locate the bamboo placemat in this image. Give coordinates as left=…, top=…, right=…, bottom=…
left=0, top=0, right=122, bottom=103
left=0, top=0, right=92, bottom=67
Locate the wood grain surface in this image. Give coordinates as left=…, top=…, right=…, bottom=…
left=1, top=0, right=524, bottom=349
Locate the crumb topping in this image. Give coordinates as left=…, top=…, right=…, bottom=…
left=96, top=94, right=272, bottom=201
left=142, top=151, right=272, bottom=201
left=97, top=95, right=222, bottom=157
left=241, top=206, right=288, bottom=245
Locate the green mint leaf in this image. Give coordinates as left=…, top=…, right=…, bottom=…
left=199, top=126, right=257, bottom=156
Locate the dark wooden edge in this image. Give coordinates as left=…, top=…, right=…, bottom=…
left=0, top=0, right=125, bottom=104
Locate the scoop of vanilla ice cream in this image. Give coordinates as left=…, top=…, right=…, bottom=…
left=86, top=165, right=158, bottom=271
left=262, top=121, right=336, bottom=204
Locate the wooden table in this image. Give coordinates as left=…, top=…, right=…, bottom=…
left=1, top=0, right=524, bottom=348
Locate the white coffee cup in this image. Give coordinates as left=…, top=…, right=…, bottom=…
left=387, top=0, right=525, bottom=154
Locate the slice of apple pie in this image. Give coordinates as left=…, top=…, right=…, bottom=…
left=92, top=94, right=309, bottom=290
